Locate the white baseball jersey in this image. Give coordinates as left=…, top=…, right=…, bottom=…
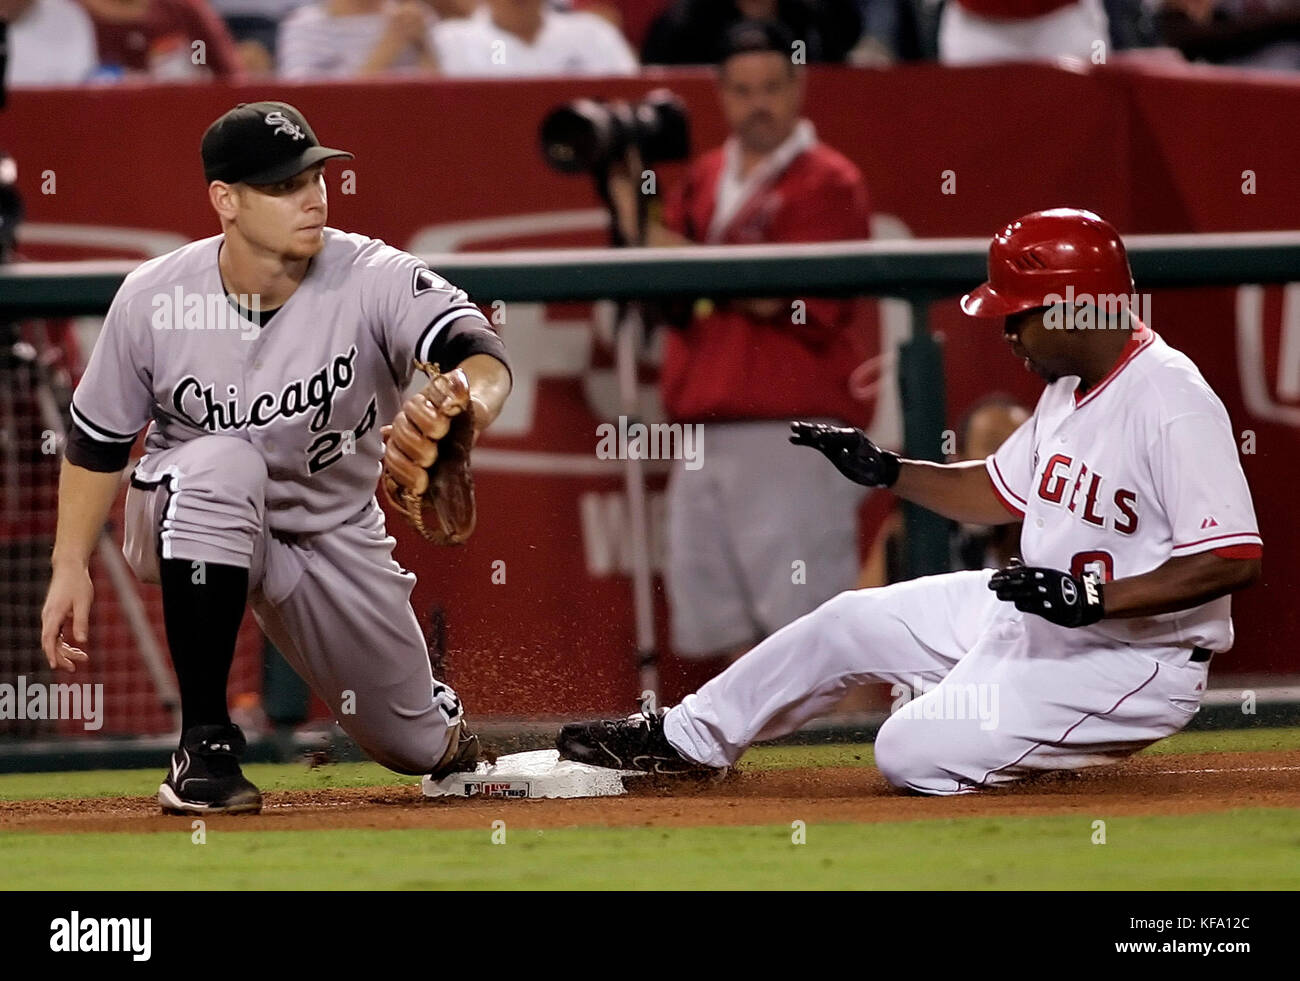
left=71, top=227, right=491, bottom=535
left=986, top=323, right=1262, bottom=651
left=662, top=323, right=1262, bottom=788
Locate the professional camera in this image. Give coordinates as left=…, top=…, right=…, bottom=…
left=540, top=89, right=690, bottom=175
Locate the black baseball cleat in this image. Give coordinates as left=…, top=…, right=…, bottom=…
left=158, top=723, right=263, bottom=815
left=556, top=708, right=719, bottom=775
left=428, top=721, right=483, bottom=781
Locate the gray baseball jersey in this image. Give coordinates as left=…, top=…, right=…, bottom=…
left=71, top=227, right=491, bottom=534
left=73, top=227, right=500, bottom=773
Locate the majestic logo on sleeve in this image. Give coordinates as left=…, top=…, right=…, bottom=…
left=1035, top=453, right=1139, bottom=534
left=412, top=266, right=449, bottom=296
left=171, top=347, right=358, bottom=434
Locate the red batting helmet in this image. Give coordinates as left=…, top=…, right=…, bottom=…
left=960, top=208, right=1135, bottom=318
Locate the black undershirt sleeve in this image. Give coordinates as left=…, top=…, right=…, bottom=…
left=65, top=425, right=134, bottom=473
left=423, top=316, right=511, bottom=381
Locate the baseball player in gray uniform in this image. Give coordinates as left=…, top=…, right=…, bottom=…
left=39, top=102, right=512, bottom=814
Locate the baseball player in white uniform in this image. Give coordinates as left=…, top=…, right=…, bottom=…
left=557, top=208, right=1263, bottom=794
left=39, top=102, right=512, bottom=814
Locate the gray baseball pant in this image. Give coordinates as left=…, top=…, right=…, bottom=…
left=123, top=435, right=461, bottom=774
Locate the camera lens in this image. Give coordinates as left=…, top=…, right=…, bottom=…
left=540, top=92, right=690, bottom=176
left=540, top=100, right=615, bottom=174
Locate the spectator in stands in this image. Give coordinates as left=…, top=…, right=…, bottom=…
left=208, top=0, right=304, bottom=76
left=606, top=20, right=873, bottom=662
left=78, top=0, right=243, bottom=79
left=432, top=0, right=637, bottom=75
left=858, top=394, right=1028, bottom=588
left=1104, top=0, right=1161, bottom=51
left=567, top=0, right=664, bottom=52
left=937, top=0, right=1110, bottom=64
left=1, top=0, right=98, bottom=84
left=277, top=0, right=444, bottom=79
left=841, top=0, right=900, bottom=63
left=1157, top=0, right=1300, bottom=71
left=642, top=0, right=863, bottom=65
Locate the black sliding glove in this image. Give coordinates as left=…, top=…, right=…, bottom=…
left=988, top=564, right=1105, bottom=628
left=789, top=421, right=901, bottom=488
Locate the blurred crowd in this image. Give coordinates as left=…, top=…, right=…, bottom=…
left=3, top=0, right=1300, bottom=86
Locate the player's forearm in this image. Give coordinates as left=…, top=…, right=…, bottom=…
left=1102, top=553, right=1261, bottom=619
left=50, top=459, right=125, bottom=570
left=891, top=460, right=1017, bottom=526
left=458, top=353, right=511, bottom=431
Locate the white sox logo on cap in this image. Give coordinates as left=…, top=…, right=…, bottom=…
left=265, top=110, right=306, bottom=141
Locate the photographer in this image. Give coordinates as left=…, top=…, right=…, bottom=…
left=608, top=20, right=873, bottom=663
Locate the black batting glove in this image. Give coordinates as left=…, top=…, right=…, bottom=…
left=988, top=564, right=1105, bottom=628
left=789, top=421, right=901, bottom=488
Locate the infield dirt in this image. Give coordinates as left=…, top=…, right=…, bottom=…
left=2, top=749, right=1296, bottom=834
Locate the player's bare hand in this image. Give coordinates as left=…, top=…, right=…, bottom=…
left=40, top=564, right=94, bottom=673
left=406, top=387, right=456, bottom=441
left=382, top=422, right=434, bottom=496
left=390, top=391, right=452, bottom=464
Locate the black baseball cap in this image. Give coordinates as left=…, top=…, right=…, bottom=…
left=201, top=101, right=353, bottom=185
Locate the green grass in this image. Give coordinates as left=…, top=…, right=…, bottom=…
left=3, top=810, right=1298, bottom=890
left=1134, top=726, right=1300, bottom=756
left=0, top=727, right=1297, bottom=802
left=3, top=728, right=1296, bottom=891
left=0, top=761, right=399, bottom=802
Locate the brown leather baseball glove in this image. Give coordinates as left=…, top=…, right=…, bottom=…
left=381, top=362, right=477, bottom=545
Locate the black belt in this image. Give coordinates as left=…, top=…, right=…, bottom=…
left=1190, top=646, right=1212, bottom=663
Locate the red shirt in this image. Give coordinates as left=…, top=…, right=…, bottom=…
left=953, top=0, right=1077, bottom=19
left=85, top=0, right=242, bottom=80
left=660, top=139, right=874, bottom=425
